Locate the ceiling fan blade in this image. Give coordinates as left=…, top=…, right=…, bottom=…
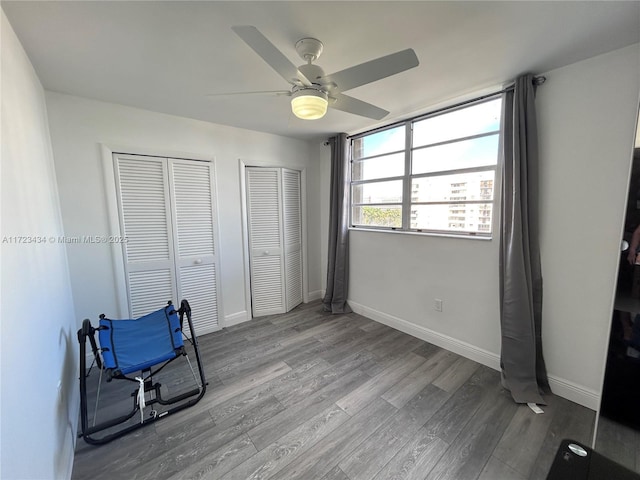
left=330, top=93, right=389, bottom=120
left=206, top=90, right=291, bottom=97
left=323, top=49, right=419, bottom=92
left=231, top=26, right=312, bottom=87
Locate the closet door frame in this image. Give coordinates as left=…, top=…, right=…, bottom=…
left=101, top=144, right=223, bottom=325
left=239, top=159, right=309, bottom=321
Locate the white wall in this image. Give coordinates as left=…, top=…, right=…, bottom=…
left=44, top=92, right=321, bottom=329
left=1, top=10, right=77, bottom=480
left=538, top=43, right=640, bottom=407
left=346, top=43, right=640, bottom=409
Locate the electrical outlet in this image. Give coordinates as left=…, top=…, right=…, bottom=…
left=434, top=298, right=443, bottom=312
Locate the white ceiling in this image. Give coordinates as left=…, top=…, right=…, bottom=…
left=3, top=1, right=640, bottom=141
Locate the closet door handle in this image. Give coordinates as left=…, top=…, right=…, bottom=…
left=194, top=259, right=202, bottom=265
left=263, top=251, right=270, bottom=256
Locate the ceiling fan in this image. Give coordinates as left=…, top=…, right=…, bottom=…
left=222, top=26, right=420, bottom=121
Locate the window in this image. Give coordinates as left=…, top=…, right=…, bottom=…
left=350, top=96, right=502, bottom=236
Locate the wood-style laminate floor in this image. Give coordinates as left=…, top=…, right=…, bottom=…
left=72, top=301, right=595, bottom=480
left=595, top=416, right=640, bottom=473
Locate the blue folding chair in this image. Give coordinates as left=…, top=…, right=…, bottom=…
left=77, top=300, right=207, bottom=445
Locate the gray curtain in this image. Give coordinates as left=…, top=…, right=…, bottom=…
left=499, top=74, right=551, bottom=404
left=323, top=133, right=352, bottom=314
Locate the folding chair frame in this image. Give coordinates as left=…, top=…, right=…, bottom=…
left=77, top=299, right=207, bottom=445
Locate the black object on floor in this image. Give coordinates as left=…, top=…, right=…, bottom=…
left=546, top=439, right=640, bottom=480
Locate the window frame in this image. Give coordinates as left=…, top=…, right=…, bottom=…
left=349, top=93, right=503, bottom=238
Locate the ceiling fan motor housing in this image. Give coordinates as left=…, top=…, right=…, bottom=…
left=298, top=63, right=327, bottom=86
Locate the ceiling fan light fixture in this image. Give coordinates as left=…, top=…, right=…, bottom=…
left=291, top=88, right=328, bottom=120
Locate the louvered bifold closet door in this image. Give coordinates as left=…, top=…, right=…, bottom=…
left=114, top=154, right=177, bottom=318
left=282, top=169, right=303, bottom=311
left=246, top=167, right=286, bottom=317
left=169, top=159, right=220, bottom=335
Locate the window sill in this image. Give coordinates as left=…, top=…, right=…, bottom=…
left=348, top=226, right=493, bottom=241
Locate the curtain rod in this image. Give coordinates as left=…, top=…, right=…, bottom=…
left=504, top=74, right=547, bottom=91
left=323, top=75, right=546, bottom=143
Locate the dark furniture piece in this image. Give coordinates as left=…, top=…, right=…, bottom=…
left=547, top=439, right=640, bottom=480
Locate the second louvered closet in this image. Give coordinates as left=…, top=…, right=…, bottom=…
left=245, top=167, right=303, bottom=317
left=113, top=153, right=221, bottom=335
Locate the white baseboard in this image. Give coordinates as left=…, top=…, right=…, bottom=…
left=348, top=300, right=598, bottom=410
left=307, top=290, right=324, bottom=302
left=547, top=375, right=600, bottom=410
left=224, top=310, right=250, bottom=328
left=349, top=301, right=501, bottom=370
